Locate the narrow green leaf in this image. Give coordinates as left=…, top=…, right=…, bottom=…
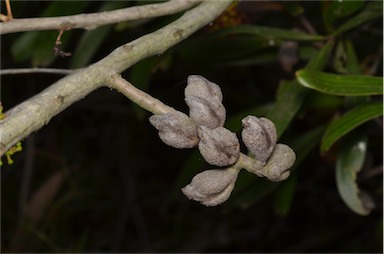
left=336, top=131, right=373, bottom=215
left=70, top=26, right=111, bottom=68
left=70, top=2, right=127, bottom=68
left=335, top=1, right=383, bottom=35
left=273, top=175, right=297, bottom=216
left=11, top=31, right=39, bottom=62
left=324, top=0, right=364, bottom=31
left=218, top=50, right=277, bottom=67
left=305, top=40, right=335, bottom=71
left=217, top=25, right=325, bottom=41
left=344, top=40, right=361, bottom=75
left=179, top=36, right=270, bottom=64
left=11, top=1, right=87, bottom=66
left=296, top=70, right=383, bottom=96
left=333, top=40, right=349, bottom=74
left=321, top=102, right=383, bottom=153
left=267, top=80, right=308, bottom=138
left=32, top=31, right=70, bottom=67
left=267, top=40, right=334, bottom=138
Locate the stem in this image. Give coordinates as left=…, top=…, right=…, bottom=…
left=0, top=0, right=201, bottom=34
left=234, top=153, right=265, bottom=176
left=0, top=68, right=74, bottom=75
left=107, top=74, right=176, bottom=115
left=5, top=0, right=13, bottom=20
left=234, top=144, right=295, bottom=182
left=0, top=0, right=232, bottom=156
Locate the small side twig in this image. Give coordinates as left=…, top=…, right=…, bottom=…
left=5, top=0, right=12, bottom=19
left=53, top=29, right=71, bottom=57
left=0, top=68, right=74, bottom=75
left=0, top=0, right=13, bottom=22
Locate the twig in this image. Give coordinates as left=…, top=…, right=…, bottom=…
left=299, top=15, right=317, bottom=35
left=0, top=0, right=232, bottom=156
left=5, top=0, right=13, bottom=19
left=107, top=74, right=176, bottom=115
left=0, top=68, right=74, bottom=75
left=53, top=29, right=71, bottom=57
left=0, top=0, right=201, bottom=35
left=0, top=0, right=13, bottom=22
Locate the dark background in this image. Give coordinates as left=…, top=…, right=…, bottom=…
left=1, top=1, right=382, bottom=252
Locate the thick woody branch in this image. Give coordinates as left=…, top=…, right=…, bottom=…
left=0, top=0, right=232, bottom=156
left=0, top=0, right=200, bottom=35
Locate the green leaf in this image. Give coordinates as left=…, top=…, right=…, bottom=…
left=344, top=40, right=361, bottom=75
left=305, top=40, right=335, bottom=71
left=333, top=40, right=349, bottom=74
left=179, top=35, right=270, bottom=64
left=323, top=0, right=364, bottom=32
left=267, top=80, right=308, bottom=138
left=267, top=40, right=334, bottom=138
left=296, top=70, right=383, bottom=96
left=70, top=26, right=111, bottom=68
left=217, top=50, right=277, bottom=67
left=11, top=1, right=88, bottom=66
left=335, top=1, right=383, bottom=35
left=327, top=0, right=364, bottom=20
left=11, top=31, right=39, bottom=62
left=336, top=131, right=373, bottom=215
left=70, top=1, right=127, bottom=68
left=217, top=25, right=325, bottom=41
left=321, top=102, right=383, bottom=153
left=273, top=175, right=297, bottom=216
left=32, top=31, right=71, bottom=67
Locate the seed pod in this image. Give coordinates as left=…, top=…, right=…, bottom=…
left=149, top=112, right=198, bottom=149
left=241, top=116, right=277, bottom=163
left=246, top=143, right=296, bottom=182
left=185, top=96, right=226, bottom=129
left=181, top=167, right=240, bottom=206
left=197, top=126, right=240, bottom=166
left=185, top=75, right=223, bottom=102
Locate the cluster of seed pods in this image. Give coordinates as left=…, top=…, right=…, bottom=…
left=149, top=75, right=296, bottom=206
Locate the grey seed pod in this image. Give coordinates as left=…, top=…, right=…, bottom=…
left=149, top=111, right=198, bottom=149
left=185, top=75, right=223, bottom=102
left=241, top=116, right=277, bottom=163
left=248, top=143, right=295, bottom=182
left=181, top=167, right=240, bottom=206
left=197, top=126, right=240, bottom=166
left=185, top=96, right=226, bottom=129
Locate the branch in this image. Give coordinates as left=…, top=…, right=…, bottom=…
left=0, top=0, right=232, bottom=156
left=106, top=74, right=176, bottom=115
left=0, top=0, right=201, bottom=35
left=0, top=68, right=74, bottom=75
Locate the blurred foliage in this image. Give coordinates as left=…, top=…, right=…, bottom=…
left=1, top=0, right=382, bottom=252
